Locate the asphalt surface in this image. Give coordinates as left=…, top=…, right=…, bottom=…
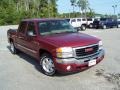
left=0, top=25, right=120, bottom=90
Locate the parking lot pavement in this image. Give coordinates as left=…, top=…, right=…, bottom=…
left=0, top=26, right=120, bottom=90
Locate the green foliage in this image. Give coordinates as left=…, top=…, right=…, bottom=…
left=0, top=0, right=58, bottom=25
left=59, top=11, right=95, bottom=18
left=70, top=0, right=95, bottom=18
left=77, top=0, right=89, bottom=11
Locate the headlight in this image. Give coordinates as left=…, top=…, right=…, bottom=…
left=99, top=41, right=103, bottom=50
left=56, top=47, right=74, bottom=58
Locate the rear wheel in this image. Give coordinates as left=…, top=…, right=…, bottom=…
left=89, top=24, right=93, bottom=28
left=81, top=25, right=86, bottom=30
left=40, top=53, right=55, bottom=76
left=10, top=42, right=18, bottom=54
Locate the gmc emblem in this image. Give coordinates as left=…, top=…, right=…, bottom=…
left=85, top=48, right=93, bottom=52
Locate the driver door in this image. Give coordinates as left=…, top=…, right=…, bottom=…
left=24, top=22, right=39, bottom=58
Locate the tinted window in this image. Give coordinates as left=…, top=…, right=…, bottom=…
left=77, top=19, right=81, bottom=22
left=87, top=19, right=92, bottom=21
left=107, top=19, right=112, bottom=21
left=100, top=18, right=107, bottom=21
left=71, top=19, right=76, bottom=22
left=38, top=20, right=76, bottom=35
left=19, top=21, right=27, bottom=34
left=82, top=19, right=86, bottom=21
left=65, top=19, right=70, bottom=22
left=27, top=22, right=36, bottom=35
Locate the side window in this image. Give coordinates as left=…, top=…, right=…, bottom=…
left=27, top=22, right=36, bottom=35
left=107, top=19, right=112, bottom=22
left=71, top=19, right=76, bottom=23
left=82, top=19, right=86, bottom=21
left=18, top=21, right=27, bottom=34
left=87, top=19, right=92, bottom=21
left=77, top=19, right=81, bottom=22
left=65, top=19, right=70, bottom=22
left=39, top=22, right=48, bottom=34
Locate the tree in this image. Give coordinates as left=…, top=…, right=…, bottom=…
left=0, top=0, right=58, bottom=25
left=77, top=0, right=89, bottom=18
left=70, top=0, right=76, bottom=14
left=50, top=0, right=58, bottom=17
left=87, top=7, right=95, bottom=18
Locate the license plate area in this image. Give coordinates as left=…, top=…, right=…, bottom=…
left=88, top=59, right=96, bottom=66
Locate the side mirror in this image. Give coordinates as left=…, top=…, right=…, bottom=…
left=27, top=31, right=36, bottom=37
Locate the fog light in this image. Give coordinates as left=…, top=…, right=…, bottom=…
left=66, top=66, right=71, bottom=71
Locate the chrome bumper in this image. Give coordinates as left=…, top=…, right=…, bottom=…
left=56, top=49, right=105, bottom=64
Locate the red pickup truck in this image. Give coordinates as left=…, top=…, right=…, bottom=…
left=7, top=19, right=105, bottom=76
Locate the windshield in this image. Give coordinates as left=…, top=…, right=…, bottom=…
left=38, top=20, right=77, bottom=35
left=100, top=18, right=107, bottom=21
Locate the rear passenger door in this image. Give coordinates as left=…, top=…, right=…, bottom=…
left=16, top=21, right=27, bottom=52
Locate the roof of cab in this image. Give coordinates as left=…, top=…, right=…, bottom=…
left=22, top=18, right=64, bottom=22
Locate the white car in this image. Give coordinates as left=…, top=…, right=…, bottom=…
left=65, top=18, right=87, bottom=30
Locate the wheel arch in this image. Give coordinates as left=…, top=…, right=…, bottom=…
left=39, top=49, right=52, bottom=57
left=9, top=38, right=13, bottom=43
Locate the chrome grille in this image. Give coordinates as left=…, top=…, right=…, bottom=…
left=74, top=44, right=99, bottom=58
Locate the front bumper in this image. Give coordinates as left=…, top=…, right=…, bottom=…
left=54, top=49, right=105, bottom=73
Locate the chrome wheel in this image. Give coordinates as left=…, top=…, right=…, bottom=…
left=40, top=53, right=55, bottom=76
left=89, top=24, right=93, bottom=28
left=10, top=42, right=15, bottom=54
left=117, top=24, right=120, bottom=28
left=10, top=43, right=14, bottom=52
left=10, top=42, right=18, bottom=54
left=42, top=58, right=54, bottom=73
left=81, top=25, right=86, bottom=30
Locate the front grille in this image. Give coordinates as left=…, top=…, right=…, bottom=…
left=75, top=45, right=99, bottom=57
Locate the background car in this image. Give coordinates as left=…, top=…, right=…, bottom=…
left=65, top=18, right=87, bottom=31
left=92, top=18, right=119, bottom=29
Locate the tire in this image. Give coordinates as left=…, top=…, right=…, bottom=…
left=102, top=25, right=107, bottom=29
left=10, top=42, right=18, bottom=54
left=117, top=24, right=120, bottom=28
left=81, top=25, right=86, bottom=31
left=89, top=24, right=93, bottom=28
left=40, top=53, right=55, bottom=76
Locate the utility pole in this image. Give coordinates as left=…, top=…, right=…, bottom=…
left=112, top=5, right=117, bottom=15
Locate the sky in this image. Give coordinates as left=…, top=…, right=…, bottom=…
left=57, top=0, right=120, bottom=15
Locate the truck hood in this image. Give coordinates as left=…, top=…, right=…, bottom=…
left=41, top=33, right=100, bottom=48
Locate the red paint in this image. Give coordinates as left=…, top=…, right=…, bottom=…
left=7, top=19, right=104, bottom=74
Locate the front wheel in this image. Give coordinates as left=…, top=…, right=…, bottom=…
left=40, top=53, right=56, bottom=76
left=117, top=24, right=120, bottom=28
left=102, top=25, right=107, bottom=29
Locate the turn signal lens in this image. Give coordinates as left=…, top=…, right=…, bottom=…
left=56, top=47, right=73, bottom=58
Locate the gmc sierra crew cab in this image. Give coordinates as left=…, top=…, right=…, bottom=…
left=7, top=19, right=105, bottom=76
